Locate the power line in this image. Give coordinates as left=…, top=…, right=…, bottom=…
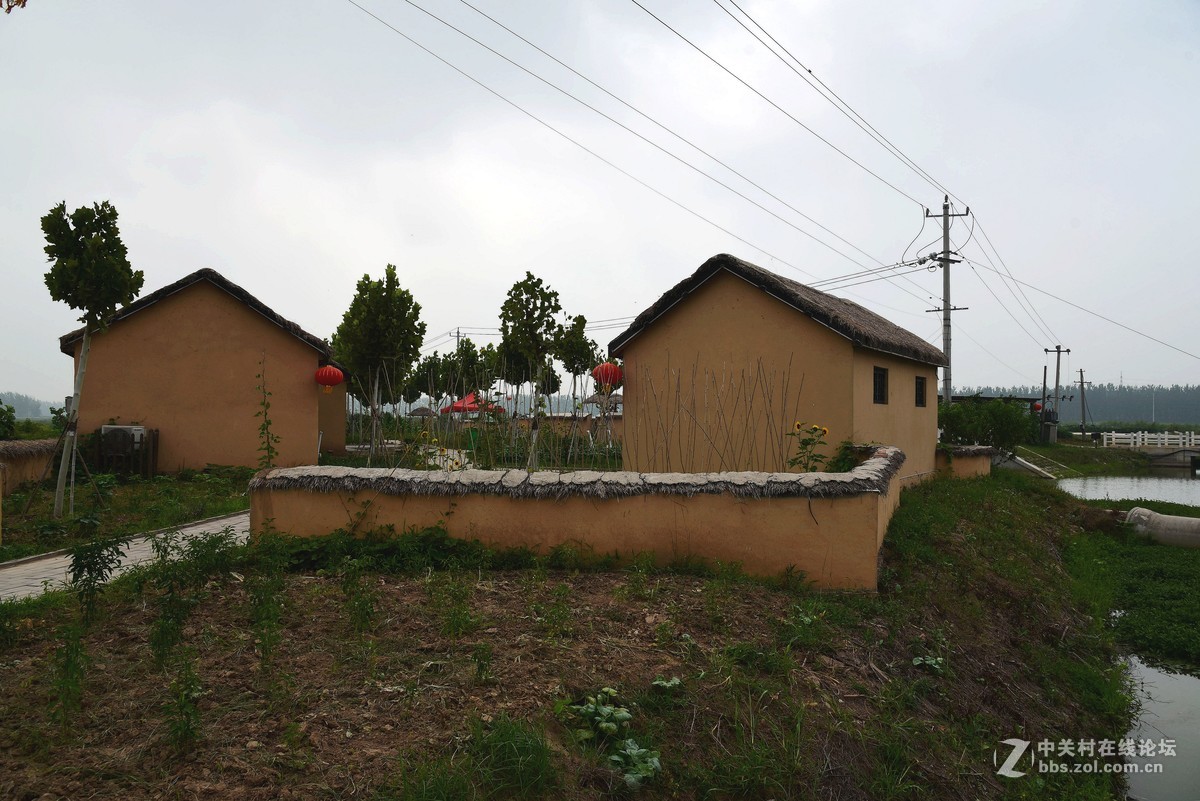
left=455, top=0, right=888, bottom=273
left=342, top=0, right=816, bottom=280
left=344, top=0, right=949, bottom=327
left=971, top=216, right=1060, bottom=342
left=628, top=0, right=926, bottom=208
left=397, top=0, right=880, bottom=273
left=962, top=257, right=1200, bottom=362
left=711, top=0, right=954, bottom=201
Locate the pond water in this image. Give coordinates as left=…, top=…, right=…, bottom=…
left=1125, top=657, right=1200, bottom=801
left=1056, top=478, right=1200, bottom=799
left=1057, top=475, right=1200, bottom=507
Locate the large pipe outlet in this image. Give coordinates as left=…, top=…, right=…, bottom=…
left=1126, top=507, right=1200, bottom=549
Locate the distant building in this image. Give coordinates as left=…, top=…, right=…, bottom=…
left=609, top=254, right=946, bottom=482
left=59, top=269, right=346, bottom=472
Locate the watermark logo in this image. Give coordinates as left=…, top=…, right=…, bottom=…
left=994, top=739, right=1031, bottom=778
left=994, top=737, right=1176, bottom=778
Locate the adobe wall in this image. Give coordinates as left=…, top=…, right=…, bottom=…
left=0, top=439, right=57, bottom=497
left=935, top=446, right=995, bottom=479
left=619, top=270, right=856, bottom=474
left=250, top=446, right=907, bottom=591
left=851, top=348, right=940, bottom=484
left=69, top=281, right=324, bottom=472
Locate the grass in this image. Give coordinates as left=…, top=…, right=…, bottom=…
left=0, top=466, right=253, bottom=562
left=1020, top=442, right=1151, bottom=476
left=1067, top=517, right=1200, bottom=669
left=0, top=471, right=1144, bottom=800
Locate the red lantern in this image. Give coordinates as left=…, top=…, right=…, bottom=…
left=591, top=361, right=623, bottom=393
left=1032, top=402, right=1043, bottom=412
left=316, top=365, right=344, bottom=394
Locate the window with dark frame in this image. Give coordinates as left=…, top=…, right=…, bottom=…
left=873, top=366, right=889, bottom=404
left=915, top=376, right=927, bottom=407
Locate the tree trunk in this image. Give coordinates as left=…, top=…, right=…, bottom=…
left=526, top=373, right=541, bottom=471
left=54, top=326, right=90, bottom=518
left=369, top=366, right=381, bottom=465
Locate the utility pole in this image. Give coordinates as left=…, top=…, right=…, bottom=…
left=1044, top=345, right=1070, bottom=443
left=454, top=327, right=461, bottom=349
left=1040, top=365, right=1049, bottom=439
left=1076, top=369, right=1092, bottom=434
left=926, top=195, right=970, bottom=404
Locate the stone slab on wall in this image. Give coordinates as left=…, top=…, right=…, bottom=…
left=250, top=447, right=907, bottom=590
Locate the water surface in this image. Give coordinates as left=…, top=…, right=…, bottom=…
left=1057, top=475, right=1200, bottom=507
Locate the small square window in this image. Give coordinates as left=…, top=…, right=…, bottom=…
left=915, top=376, right=927, bottom=407
left=873, top=367, right=889, bottom=405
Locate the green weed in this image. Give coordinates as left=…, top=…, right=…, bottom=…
left=470, top=714, right=557, bottom=798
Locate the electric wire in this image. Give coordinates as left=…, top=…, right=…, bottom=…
left=393, top=0, right=879, bottom=274
left=455, top=0, right=888, bottom=273
left=712, top=0, right=954, bottom=201
left=962, top=258, right=1200, bottom=362
left=628, top=0, right=926, bottom=208
left=972, top=216, right=1060, bottom=342
left=342, top=0, right=816, bottom=281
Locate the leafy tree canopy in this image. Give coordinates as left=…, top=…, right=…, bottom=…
left=499, top=272, right=563, bottom=378
left=42, top=201, right=144, bottom=330
left=331, top=264, right=426, bottom=406
left=556, top=314, right=600, bottom=379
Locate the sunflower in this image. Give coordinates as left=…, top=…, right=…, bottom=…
left=793, top=421, right=805, bottom=433
left=821, top=426, right=829, bottom=437
left=419, top=430, right=429, bottom=440
left=439, top=447, right=447, bottom=455
left=810, top=424, right=822, bottom=432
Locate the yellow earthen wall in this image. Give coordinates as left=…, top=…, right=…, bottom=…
left=251, top=483, right=890, bottom=590
left=0, top=446, right=57, bottom=497
left=619, top=270, right=856, bottom=473
left=70, top=281, right=325, bottom=471
left=935, top=451, right=993, bottom=479
left=851, top=351, right=939, bottom=483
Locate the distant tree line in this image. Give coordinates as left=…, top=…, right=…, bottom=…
left=0, top=392, right=52, bottom=419
left=962, top=384, right=1200, bottom=426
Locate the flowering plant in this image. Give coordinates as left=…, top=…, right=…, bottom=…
left=787, top=422, right=828, bottom=471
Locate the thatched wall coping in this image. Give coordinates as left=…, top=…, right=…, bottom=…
left=940, top=445, right=997, bottom=457
left=0, top=438, right=58, bottom=462
left=249, top=446, right=906, bottom=501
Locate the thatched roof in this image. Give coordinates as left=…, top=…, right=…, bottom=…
left=249, top=445, right=906, bottom=501
left=407, top=407, right=436, bottom=417
left=582, top=392, right=622, bottom=406
left=59, top=268, right=333, bottom=360
left=0, top=438, right=58, bottom=461
left=609, top=254, right=946, bottom=367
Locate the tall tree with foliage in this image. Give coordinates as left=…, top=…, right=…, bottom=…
left=498, top=272, right=567, bottom=469
left=42, top=200, right=144, bottom=517
left=331, top=265, right=425, bottom=457
left=555, top=314, right=599, bottom=462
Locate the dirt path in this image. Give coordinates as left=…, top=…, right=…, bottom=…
left=0, top=511, right=250, bottom=601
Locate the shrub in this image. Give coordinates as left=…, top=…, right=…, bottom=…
left=938, top=396, right=1036, bottom=452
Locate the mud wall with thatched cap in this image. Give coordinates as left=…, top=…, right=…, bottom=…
left=935, top=446, right=995, bottom=479
left=0, top=439, right=57, bottom=498
left=249, top=446, right=907, bottom=590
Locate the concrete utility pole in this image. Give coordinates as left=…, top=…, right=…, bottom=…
left=926, top=196, right=969, bottom=405
left=1044, top=345, right=1070, bottom=443
left=1077, top=369, right=1092, bottom=434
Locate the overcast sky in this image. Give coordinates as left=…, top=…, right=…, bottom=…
left=2, top=0, right=1198, bottom=404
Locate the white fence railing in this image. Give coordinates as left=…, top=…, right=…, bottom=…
left=1101, top=431, right=1200, bottom=448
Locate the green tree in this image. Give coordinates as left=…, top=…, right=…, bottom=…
left=42, top=200, right=144, bottom=517
left=331, top=265, right=425, bottom=457
left=499, top=272, right=565, bottom=469
left=0, top=399, right=15, bottom=440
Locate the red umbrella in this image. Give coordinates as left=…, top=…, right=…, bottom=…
left=440, top=392, right=504, bottom=414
